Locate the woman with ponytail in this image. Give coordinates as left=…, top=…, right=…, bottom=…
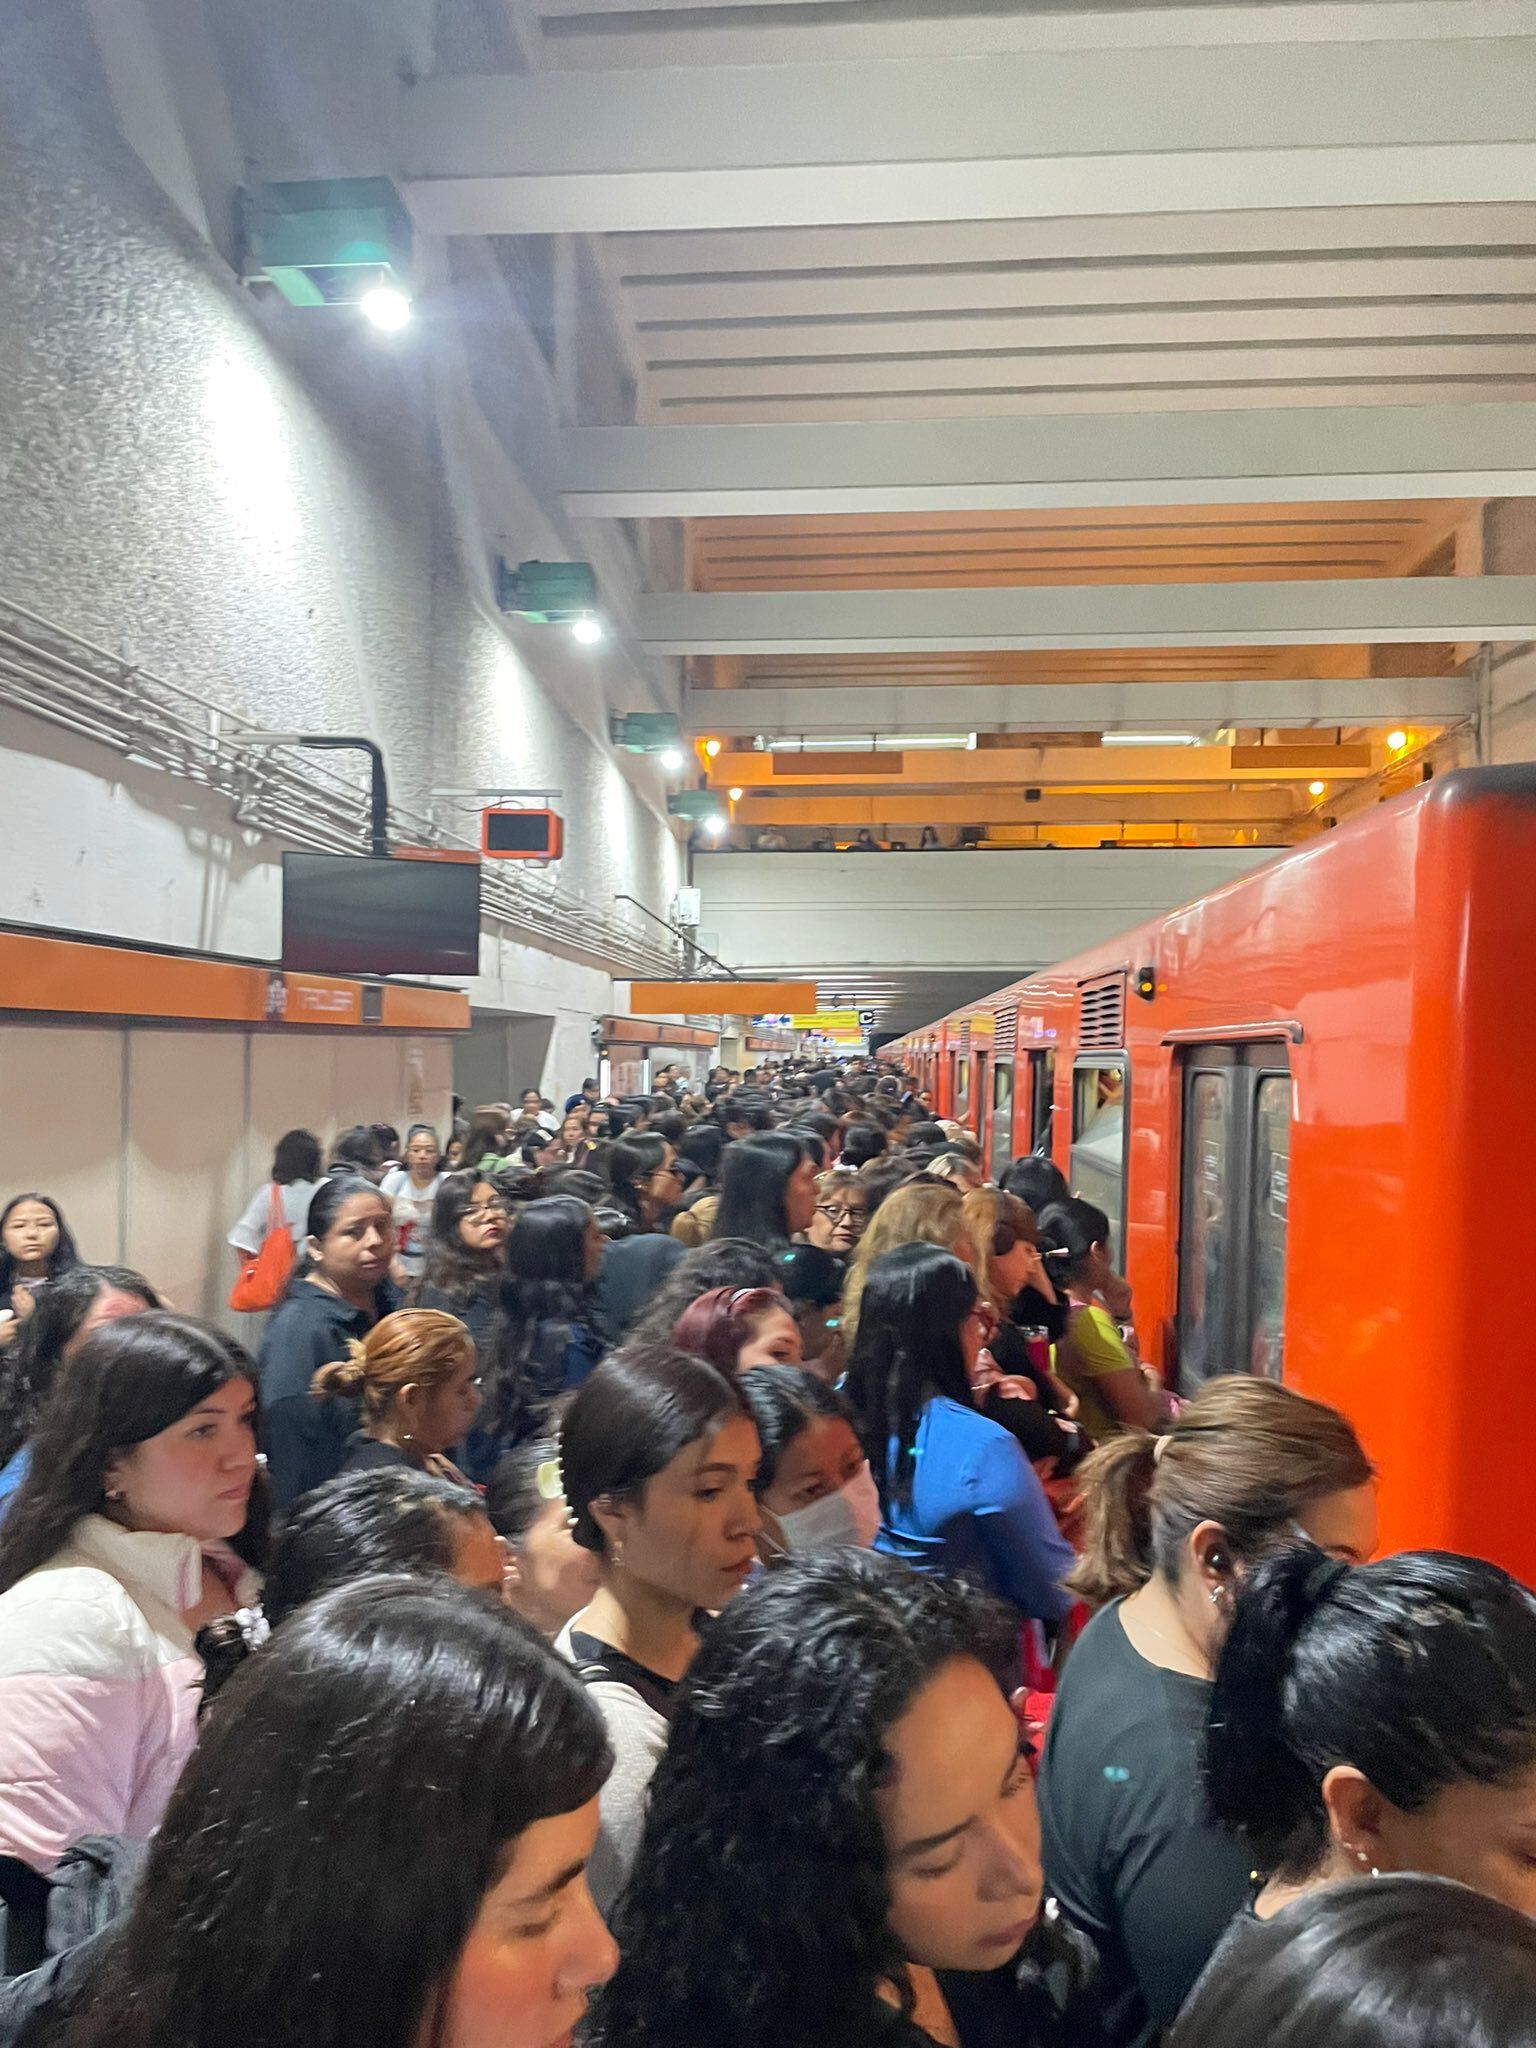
left=1190, top=1544, right=1536, bottom=1996
left=1037, top=1378, right=1375, bottom=2048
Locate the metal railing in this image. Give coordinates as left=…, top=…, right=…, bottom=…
left=0, top=594, right=687, bottom=979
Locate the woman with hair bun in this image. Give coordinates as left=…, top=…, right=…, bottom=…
left=1196, top=1545, right=1536, bottom=1975
left=313, top=1308, right=482, bottom=1487
left=671, top=1285, right=803, bottom=1376
left=1037, top=1377, right=1375, bottom=2048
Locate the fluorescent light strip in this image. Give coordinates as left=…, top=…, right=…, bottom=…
left=1099, top=732, right=1207, bottom=747
left=763, top=733, right=976, bottom=753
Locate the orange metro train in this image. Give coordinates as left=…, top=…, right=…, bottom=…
left=886, top=766, right=1536, bottom=1583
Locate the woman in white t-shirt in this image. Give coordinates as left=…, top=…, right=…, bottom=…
left=227, top=1130, right=323, bottom=1276
left=381, top=1125, right=444, bottom=1283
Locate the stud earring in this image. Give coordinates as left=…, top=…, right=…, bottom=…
left=612, top=1539, right=626, bottom=1570
left=105, top=1487, right=124, bottom=1502
left=1352, top=1848, right=1381, bottom=1878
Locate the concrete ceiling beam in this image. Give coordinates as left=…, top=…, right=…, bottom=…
left=684, top=677, right=1472, bottom=735
left=639, top=577, right=1536, bottom=654
left=561, top=405, right=1536, bottom=517
left=399, top=38, right=1536, bottom=235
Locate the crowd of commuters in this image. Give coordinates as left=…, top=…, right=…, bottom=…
left=0, top=1056, right=1533, bottom=2048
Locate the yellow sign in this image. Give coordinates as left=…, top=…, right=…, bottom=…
left=789, top=1010, right=861, bottom=1032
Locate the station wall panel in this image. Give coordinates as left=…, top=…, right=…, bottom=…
left=0, top=1025, right=125, bottom=1267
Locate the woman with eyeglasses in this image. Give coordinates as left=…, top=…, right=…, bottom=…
left=605, top=1135, right=683, bottom=1236
left=844, top=1243, right=1075, bottom=1629
left=804, top=1168, right=871, bottom=1257
left=412, top=1171, right=512, bottom=1352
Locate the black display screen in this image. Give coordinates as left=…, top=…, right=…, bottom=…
left=281, top=854, right=481, bottom=977
left=485, top=810, right=555, bottom=854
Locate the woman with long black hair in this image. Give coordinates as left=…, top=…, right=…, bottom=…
left=0, top=1314, right=263, bottom=1869
left=711, top=1132, right=820, bottom=1250
left=845, top=1242, right=1074, bottom=1627
left=593, top=1552, right=1093, bottom=2048
left=604, top=1134, right=682, bottom=1236
left=0, top=1193, right=80, bottom=1348
left=413, top=1170, right=511, bottom=1350
left=463, top=1196, right=605, bottom=1482
left=66, top=1577, right=617, bottom=2048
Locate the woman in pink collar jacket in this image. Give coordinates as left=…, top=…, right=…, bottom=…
left=0, top=1313, right=263, bottom=1871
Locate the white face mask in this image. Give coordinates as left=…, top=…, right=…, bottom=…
left=776, top=1463, right=883, bottom=1554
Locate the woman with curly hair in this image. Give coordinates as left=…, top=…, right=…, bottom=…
left=591, top=1550, right=1094, bottom=2048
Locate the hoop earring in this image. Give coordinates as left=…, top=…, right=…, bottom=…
left=400, top=1431, right=413, bottom=1446
left=1352, top=1848, right=1381, bottom=1878
left=611, top=1539, right=626, bottom=1570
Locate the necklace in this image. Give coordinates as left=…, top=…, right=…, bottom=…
left=1123, top=1588, right=1212, bottom=1679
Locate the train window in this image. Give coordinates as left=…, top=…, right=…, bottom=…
left=1030, top=1048, right=1056, bottom=1152
left=1175, top=1046, right=1292, bottom=1391
left=972, top=1049, right=987, bottom=1138
left=1249, top=1075, right=1291, bottom=1380
left=1072, top=1061, right=1127, bottom=1263
left=989, top=1061, right=1013, bottom=1179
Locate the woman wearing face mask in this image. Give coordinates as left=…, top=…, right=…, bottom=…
left=1038, top=1379, right=1376, bottom=2048
left=593, top=1552, right=1095, bottom=2048
left=0, top=1193, right=81, bottom=1349
left=739, top=1366, right=880, bottom=1557
left=0, top=1314, right=262, bottom=1870
left=1195, top=1545, right=1536, bottom=1973
left=379, top=1125, right=444, bottom=1284
left=671, top=1285, right=804, bottom=1375
left=486, top=1439, right=601, bottom=1639
left=556, top=1348, right=761, bottom=1918
left=413, top=1171, right=512, bottom=1351
left=846, top=1243, right=1075, bottom=1630
left=314, top=1309, right=482, bottom=1488
left=0, top=1264, right=162, bottom=1518
left=66, top=1578, right=617, bottom=2048
left=256, top=1177, right=399, bottom=1514
left=711, top=1133, right=821, bottom=1252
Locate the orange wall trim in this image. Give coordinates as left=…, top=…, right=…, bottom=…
left=628, top=980, right=817, bottom=1016
left=0, top=932, right=469, bottom=1032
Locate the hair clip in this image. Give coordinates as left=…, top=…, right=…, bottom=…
left=535, top=1458, right=564, bottom=1503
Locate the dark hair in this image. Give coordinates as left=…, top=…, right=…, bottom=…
left=650, top=1109, right=687, bottom=1146
left=327, top=1125, right=384, bottom=1176
left=293, top=1175, right=390, bottom=1288
left=0, top=1193, right=79, bottom=1300
left=671, top=1286, right=785, bottom=1375
left=606, top=1134, right=671, bottom=1230
left=0, top=1263, right=161, bottom=1472
left=840, top=1123, right=887, bottom=1171
left=855, top=1154, right=920, bottom=1216
left=402, top=1122, right=439, bottom=1152
left=199, top=1467, right=490, bottom=1700
left=75, top=1578, right=611, bottom=2048
left=844, top=1243, right=977, bottom=1510
left=481, top=1197, right=597, bottom=1446
left=538, top=1165, right=607, bottom=1205
left=1205, top=1547, right=1536, bottom=1880
left=904, top=1121, right=949, bottom=1151
left=1035, top=1196, right=1111, bottom=1281
left=484, top=1438, right=562, bottom=1548
left=271, top=1130, right=323, bottom=1185
left=1001, top=1155, right=1069, bottom=1213
left=717, top=1091, right=774, bottom=1133
left=627, top=1238, right=782, bottom=1350
left=415, top=1170, right=505, bottom=1298
left=678, top=1122, right=725, bottom=1179
left=560, top=1348, right=747, bottom=1555
left=0, top=1313, right=264, bottom=1595
left=461, top=1107, right=510, bottom=1171
left=738, top=1367, right=854, bottom=1494
left=714, top=1133, right=806, bottom=1247
left=774, top=1243, right=845, bottom=1310
left=591, top=1551, right=1016, bottom=2048
left=1069, top=1376, right=1372, bottom=1606
left=1167, top=1875, right=1536, bottom=2048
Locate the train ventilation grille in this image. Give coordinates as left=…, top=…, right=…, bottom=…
left=994, top=1009, right=1017, bottom=1059
left=1079, top=976, right=1126, bottom=1053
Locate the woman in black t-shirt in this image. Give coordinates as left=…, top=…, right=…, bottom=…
left=1038, top=1378, right=1376, bottom=2048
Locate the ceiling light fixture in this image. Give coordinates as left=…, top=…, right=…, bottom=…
left=1386, top=729, right=1408, bottom=751
left=764, top=733, right=975, bottom=753
left=703, top=737, right=722, bottom=758
left=1100, top=732, right=1206, bottom=748
left=703, top=813, right=727, bottom=837
left=570, top=616, right=603, bottom=645
left=658, top=748, right=684, bottom=773
left=359, top=284, right=412, bottom=333
left=728, top=786, right=744, bottom=801
left=1309, top=779, right=1327, bottom=797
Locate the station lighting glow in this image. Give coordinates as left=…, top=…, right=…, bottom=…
left=570, top=616, right=604, bottom=645
left=763, top=733, right=975, bottom=753
left=1309, top=779, right=1327, bottom=797
left=703, top=737, right=723, bottom=758
left=1387, top=729, right=1408, bottom=751
left=728, top=786, right=744, bottom=801
left=1100, top=733, right=1206, bottom=748
left=359, top=285, right=412, bottom=333
left=659, top=748, right=685, bottom=773
left=703, top=813, right=727, bottom=836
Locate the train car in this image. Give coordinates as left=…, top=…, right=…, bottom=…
left=887, top=766, right=1536, bottom=1582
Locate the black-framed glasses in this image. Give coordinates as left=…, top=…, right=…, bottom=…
left=817, top=1202, right=868, bottom=1226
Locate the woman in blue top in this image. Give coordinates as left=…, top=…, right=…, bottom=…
left=845, top=1242, right=1075, bottom=1626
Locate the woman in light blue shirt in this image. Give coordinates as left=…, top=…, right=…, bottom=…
left=845, top=1241, right=1075, bottom=1625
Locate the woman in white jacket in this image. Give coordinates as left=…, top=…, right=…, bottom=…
left=0, top=1312, right=263, bottom=1871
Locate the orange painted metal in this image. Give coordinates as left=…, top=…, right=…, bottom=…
left=886, top=768, right=1536, bottom=1582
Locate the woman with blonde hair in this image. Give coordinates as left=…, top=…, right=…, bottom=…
left=839, top=1177, right=972, bottom=1347
left=315, top=1308, right=482, bottom=1488
left=1037, top=1377, right=1376, bottom=2048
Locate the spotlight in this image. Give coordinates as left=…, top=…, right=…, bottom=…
left=1386, top=729, right=1407, bottom=751
left=359, top=285, right=412, bottom=333
left=570, top=616, right=604, bottom=645
left=1309, top=779, right=1326, bottom=797
left=659, top=748, right=685, bottom=773
left=728, top=786, right=744, bottom=802
left=703, top=738, right=722, bottom=758
left=703, top=813, right=727, bottom=837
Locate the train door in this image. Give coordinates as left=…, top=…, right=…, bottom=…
left=1072, top=1057, right=1128, bottom=1263
left=1029, top=1047, right=1057, bottom=1154
left=989, top=1058, right=1015, bottom=1179
left=1176, top=1043, right=1293, bottom=1388
left=971, top=1047, right=988, bottom=1141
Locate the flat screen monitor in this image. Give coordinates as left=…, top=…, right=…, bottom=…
left=281, top=854, right=481, bottom=978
